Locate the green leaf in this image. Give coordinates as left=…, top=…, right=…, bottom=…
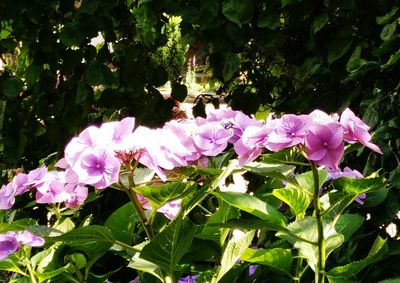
left=328, top=37, right=353, bottom=64
left=215, top=192, right=287, bottom=226
left=334, top=214, right=364, bottom=241
left=60, top=22, right=85, bottom=47
left=313, top=14, right=329, bottom=34
left=208, top=218, right=289, bottom=232
left=0, top=259, right=25, bottom=275
left=128, top=257, right=163, bottom=281
left=223, top=52, right=240, bottom=81
left=133, top=181, right=196, bottom=209
left=35, top=264, right=71, bottom=282
left=381, top=49, right=400, bottom=69
left=105, top=202, right=139, bottom=244
left=84, top=62, right=115, bottom=86
left=380, top=22, right=397, bottom=41
left=140, top=217, right=196, bottom=273
left=278, top=217, right=344, bottom=271
left=332, top=177, right=385, bottom=195
left=378, top=278, right=400, bottom=283
left=241, top=248, right=292, bottom=275
left=243, top=162, right=295, bottom=183
left=3, top=78, right=23, bottom=98
left=75, top=81, right=90, bottom=104
left=273, top=186, right=312, bottom=218
left=327, top=236, right=387, bottom=279
left=213, top=230, right=255, bottom=282
left=199, top=201, right=240, bottom=244
left=0, top=219, right=37, bottom=233
left=257, top=9, right=281, bottom=29
left=49, top=225, right=115, bottom=243
left=285, top=169, right=328, bottom=195
left=376, top=8, right=399, bottom=25
left=222, top=0, right=254, bottom=27
left=171, top=82, right=188, bottom=102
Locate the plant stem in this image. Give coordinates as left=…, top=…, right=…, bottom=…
left=126, top=186, right=153, bottom=239
left=25, top=261, right=37, bottom=283
left=311, top=162, right=326, bottom=283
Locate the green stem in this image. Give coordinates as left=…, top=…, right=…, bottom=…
left=311, top=162, right=326, bottom=283
left=25, top=261, right=37, bottom=283
left=293, top=257, right=303, bottom=283
left=126, top=186, right=153, bottom=239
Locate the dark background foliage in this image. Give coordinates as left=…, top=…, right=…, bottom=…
left=1, top=0, right=400, bottom=281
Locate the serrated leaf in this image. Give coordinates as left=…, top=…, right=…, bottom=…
left=128, top=257, right=163, bottom=281
left=332, top=177, right=384, bottom=194
left=278, top=217, right=344, bottom=271
left=140, top=217, right=196, bottom=273
left=273, top=186, right=312, bottom=218
left=0, top=259, right=25, bottom=275
left=34, top=264, right=71, bottom=282
left=327, top=236, right=387, bottom=279
left=215, top=191, right=287, bottom=226
left=334, top=214, right=364, bottom=241
left=133, top=181, right=196, bottom=209
left=243, top=162, right=295, bottom=182
left=105, top=202, right=139, bottom=244
left=241, top=248, right=292, bottom=275
left=0, top=218, right=37, bottom=233
left=199, top=201, right=240, bottom=244
left=213, top=230, right=255, bottom=282
left=49, top=225, right=115, bottom=243
left=208, top=218, right=289, bottom=232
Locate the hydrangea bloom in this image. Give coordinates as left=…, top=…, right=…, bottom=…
left=194, top=122, right=233, bottom=156
left=177, top=275, right=198, bottom=283
left=340, top=108, right=382, bottom=154
left=0, top=231, right=44, bottom=260
left=137, top=194, right=181, bottom=220
left=0, top=233, right=19, bottom=260
left=265, top=114, right=312, bottom=151
left=305, top=123, right=344, bottom=170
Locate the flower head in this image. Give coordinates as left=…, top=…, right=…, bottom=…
left=305, top=123, right=344, bottom=170
left=340, top=108, right=382, bottom=154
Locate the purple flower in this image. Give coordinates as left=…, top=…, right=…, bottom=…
left=265, top=114, right=312, bottom=151
left=0, top=183, right=16, bottom=210
left=0, top=233, right=19, bottom=260
left=234, top=125, right=270, bottom=166
left=74, top=147, right=121, bottom=189
left=340, top=108, right=382, bottom=154
left=194, top=122, right=233, bottom=156
left=0, top=230, right=44, bottom=261
left=14, top=231, right=45, bottom=247
left=305, top=123, right=344, bottom=170
left=178, top=275, right=198, bottom=283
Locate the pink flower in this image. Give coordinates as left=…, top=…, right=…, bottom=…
left=0, top=233, right=19, bottom=260
left=305, top=123, right=344, bottom=170
left=234, top=125, right=270, bottom=166
left=0, top=183, right=16, bottom=210
left=194, top=122, right=233, bottom=156
left=265, top=114, right=312, bottom=151
left=340, top=108, right=382, bottom=154
left=0, top=230, right=44, bottom=260
left=74, top=147, right=120, bottom=189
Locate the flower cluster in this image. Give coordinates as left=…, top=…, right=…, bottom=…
left=0, top=230, right=44, bottom=260
left=0, top=107, right=380, bottom=221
